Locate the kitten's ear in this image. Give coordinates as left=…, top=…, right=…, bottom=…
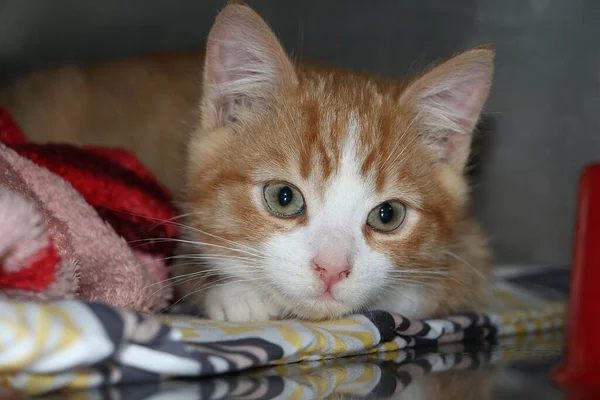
left=200, top=3, right=298, bottom=130
left=402, top=47, right=494, bottom=172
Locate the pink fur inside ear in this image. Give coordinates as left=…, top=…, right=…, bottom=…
left=407, top=48, right=494, bottom=169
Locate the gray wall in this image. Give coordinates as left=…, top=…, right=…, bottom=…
left=0, top=0, right=598, bottom=266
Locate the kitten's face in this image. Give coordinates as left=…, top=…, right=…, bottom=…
left=184, top=3, right=493, bottom=320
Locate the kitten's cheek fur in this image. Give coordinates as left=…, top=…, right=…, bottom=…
left=204, top=281, right=279, bottom=322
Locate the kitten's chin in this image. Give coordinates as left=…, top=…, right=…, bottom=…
left=284, top=297, right=360, bottom=321
left=266, top=282, right=365, bottom=320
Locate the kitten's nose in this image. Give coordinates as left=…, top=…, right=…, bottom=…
left=312, top=259, right=351, bottom=291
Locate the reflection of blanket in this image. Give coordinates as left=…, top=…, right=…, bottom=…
left=0, top=265, right=567, bottom=395
left=29, top=337, right=566, bottom=400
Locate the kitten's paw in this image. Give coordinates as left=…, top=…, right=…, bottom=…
left=204, top=282, right=277, bottom=322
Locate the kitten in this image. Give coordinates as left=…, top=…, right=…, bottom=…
left=0, top=3, right=493, bottom=322
left=178, top=4, right=493, bottom=321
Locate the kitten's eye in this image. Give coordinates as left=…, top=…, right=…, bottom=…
left=263, top=182, right=305, bottom=217
left=367, top=201, right=406, bottom=233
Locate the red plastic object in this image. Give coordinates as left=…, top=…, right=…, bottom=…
left=552, top=163, right=600, bottom=388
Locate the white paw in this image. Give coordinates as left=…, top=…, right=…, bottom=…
left=204, top=281, right=278, bottom=322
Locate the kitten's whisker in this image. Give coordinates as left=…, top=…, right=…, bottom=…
left=387, top=278, right=442, bottom=289
left=117, top=210, right=274, bottom=260
left=172, top=253, right=263, bottom=263
left=389, top=269, right=453, bottom=275
left=129, top=237, right=270, bottom=260
left=168, top=271, right=236, bottom=288
left=179, top=224, right=274, bottom=259
left=388, top=269, right=467, bottom=287
left=442, top=250, right=486, bottom=280
left=146, top=263, right=262, bottom=295
left=145, top=263, right=204, bottom=288
left=131, top=253, right=263, bottom=271
left=171, top=269, right=262, bottom=287
left=144, top=212, right=197, bottom=231
left=104, top=208, right=200, bottom=235
left=168, top=259, right=267, bottom=288
left=158, top=277, right=264, bottom=314
left=173, top=212, right=295, bottom=267
left=158, top=278, right=235, bottom=314
left=146, top=273, right=222, bottom=300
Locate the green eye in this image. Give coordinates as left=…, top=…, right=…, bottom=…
left=263, top=182, right=305, bottom=217
left=366, top=201, right=406, bottom=233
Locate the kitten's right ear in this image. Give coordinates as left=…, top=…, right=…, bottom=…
left=200, top=3, right=298, bottom=131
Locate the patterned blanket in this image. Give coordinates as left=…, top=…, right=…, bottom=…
left=0, top=265, right=567, bottom=396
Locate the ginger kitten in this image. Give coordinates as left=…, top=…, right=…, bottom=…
left=0, top=3, right=494, bottom=322
left=179, top=4, right=493, bottom=321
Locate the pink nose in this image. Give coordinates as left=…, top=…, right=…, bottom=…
left=312, top=260, right=351, bottom=290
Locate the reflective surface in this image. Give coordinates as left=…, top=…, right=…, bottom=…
left=36, top=338, right=564, bottom=399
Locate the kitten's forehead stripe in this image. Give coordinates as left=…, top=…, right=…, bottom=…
left=318, top=135, right=333, bottom=181
left=281, top=71, right=437, bottom=213
left=298, top=101, right=341, bottom=182
left=292, top=72, right=419, bottom=199
left=359, top=106, right=394, bottom=192
left=299, top=102, right=318, bottom=180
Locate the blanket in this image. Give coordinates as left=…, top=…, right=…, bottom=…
left=0, top=265, right=567, bottom=396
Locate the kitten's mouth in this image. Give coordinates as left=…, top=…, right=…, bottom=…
left=286, top=290, right=355, bottom=320
left=316, top=287, right=344, bottom=302
left=317, top=291, right=334, bottom=301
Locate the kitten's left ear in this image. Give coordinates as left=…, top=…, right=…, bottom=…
left=402, top=47, right=494, bottom=172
